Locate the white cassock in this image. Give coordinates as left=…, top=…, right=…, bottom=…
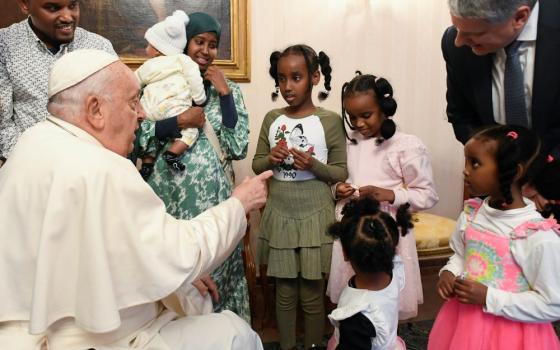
left=0, top=116, right=263, bottom=350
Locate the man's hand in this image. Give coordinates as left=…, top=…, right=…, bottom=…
left=336, top=183, right=356, bottom=199
left=522, top=184, right=557, bottom=212
left=204, top=65, right=230, bottom=96
left=192, top=274, right=220, bottom=302
left=232, top=170, right=273, bottom=213
left=290, top=148, right=314, bottom=170
left=268, top=143, right=289, bottom=165
left=359, top=185, right=395, bottom=203
left=437, top=270, right=457, bottom=300
left=178, top=107, right=205, bottom=129
left=454, top=277, right=488, bottom=306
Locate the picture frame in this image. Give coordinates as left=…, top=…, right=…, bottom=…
left=0, top=0, right=251, bottom=82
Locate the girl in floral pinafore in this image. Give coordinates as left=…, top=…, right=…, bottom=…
left=428, top=125, right=560, bottom=350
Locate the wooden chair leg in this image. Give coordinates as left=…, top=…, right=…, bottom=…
left=242, top=213, right=260, bottom=329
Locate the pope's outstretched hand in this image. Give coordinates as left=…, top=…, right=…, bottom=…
left=232, top=170, right=273, bottom=213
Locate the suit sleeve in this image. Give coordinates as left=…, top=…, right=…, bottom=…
left=442, top=26, right=482, bottom=144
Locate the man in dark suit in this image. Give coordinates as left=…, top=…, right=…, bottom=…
left=442, top=0, right=560, bottom=157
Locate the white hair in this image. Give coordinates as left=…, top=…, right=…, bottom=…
left=47, top=65, right=117, bottom=119
left=448, top=0, right=536, bottom=22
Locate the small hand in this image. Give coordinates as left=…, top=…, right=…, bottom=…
left=359, top=185, right=395, bottom=203
left=290, top=147, right=314, bottom=170
left=178, top=107, right=205, bottom=129
left=454, top=277, right=488, bottom=306
left=204, top=65, right=230, bottom=96
left=268, top=143, right=289, bottom=165
left=336, top=183, right=356, bottom=199
left=437, top=270, right=457, bottom=300
left=192, top=274, right=220, bottom=303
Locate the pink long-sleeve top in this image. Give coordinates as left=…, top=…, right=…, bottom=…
left=345, top=131, right=439, bottom=214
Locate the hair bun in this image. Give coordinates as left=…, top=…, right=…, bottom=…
left=375, top=78, right=393, bottom=97
left=380, top=98, right=397, bottom=117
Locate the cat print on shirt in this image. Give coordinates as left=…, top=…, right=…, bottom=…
left=274, top=123, right=316, bottom=172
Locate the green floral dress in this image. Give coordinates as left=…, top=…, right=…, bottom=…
left=137, top=80, right=250, bottom=322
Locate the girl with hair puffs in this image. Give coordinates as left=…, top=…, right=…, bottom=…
left=327, top=197, right=411, bottom=350
left=428, top=125, right=560, bottom=350
left=327, top=73, right=439, bottom=320
left=252, top=44, right=347, bottom=350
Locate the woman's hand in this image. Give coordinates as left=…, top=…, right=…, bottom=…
left=290, top=148, right=314, bottom=170
left=268, top=143, right=290, bottom=165
left=336, top=183, right=356, bottom=199
left=192, top=274, right=220, bottom=302
left=204, top=65, right=230, bottom=96
left=359, top=185, right=395, bottom=203
left=178, top=107, right=205, bottom=129
left=437, top=270, right=457, bottom=300
left=454, top=277, right=488, bottom=306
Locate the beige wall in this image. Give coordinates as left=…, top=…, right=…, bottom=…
left=234, top=0, right=464, bottom=220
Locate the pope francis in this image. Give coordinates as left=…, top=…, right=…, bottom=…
left=0, top=49, right=270, bottom=350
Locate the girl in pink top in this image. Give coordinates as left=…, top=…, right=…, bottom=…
left=326, top=73, right=439, bottom=320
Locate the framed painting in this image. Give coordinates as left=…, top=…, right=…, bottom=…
left=0, top=0, right=251, bottom=82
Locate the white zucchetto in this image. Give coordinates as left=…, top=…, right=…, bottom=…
left=48, top=49, right=119, bottom=98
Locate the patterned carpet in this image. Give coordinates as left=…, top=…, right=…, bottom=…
left=263, top=320, right=560, bottom=350
left=262, top=321, right=432, bottom=350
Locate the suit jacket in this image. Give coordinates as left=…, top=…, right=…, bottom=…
left=442, top=0, right=560, bottom=157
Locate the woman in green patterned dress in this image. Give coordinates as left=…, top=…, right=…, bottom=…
left=136, top=12, right=250, bottom=322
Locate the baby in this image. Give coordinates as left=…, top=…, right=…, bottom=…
left=136, top=10, right=206, bottom=178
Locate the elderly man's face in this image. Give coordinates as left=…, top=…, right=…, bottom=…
left=102, top=65, right=145, bottom=157
left=18, top=0, right=80, bottom=49
left=451, top=8, right=529, bottom=56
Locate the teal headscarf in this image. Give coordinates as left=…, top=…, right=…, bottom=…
left=186, top=12, right=222, bottom=44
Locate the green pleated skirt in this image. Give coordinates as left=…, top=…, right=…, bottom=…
left=258, top=178, right=335, bottom=280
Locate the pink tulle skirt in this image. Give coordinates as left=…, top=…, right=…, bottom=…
left=428, top=298, right=560, bottom=350
left=326, top=231, right=423, bottom=320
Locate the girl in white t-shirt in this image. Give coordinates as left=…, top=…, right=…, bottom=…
left=252, top=44, right=347, bottom=350
left=327, top=197, right=411, bottom=350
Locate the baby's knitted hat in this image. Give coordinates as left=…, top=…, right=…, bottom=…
left=145, top=10, right=190, bottom=55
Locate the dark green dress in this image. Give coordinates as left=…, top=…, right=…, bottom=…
left=137, top=80, right=251, bottom=321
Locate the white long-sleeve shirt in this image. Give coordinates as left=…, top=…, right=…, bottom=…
left=442, top=198, right=560, bottom=323
left=329, top=257, right=405, bottom=350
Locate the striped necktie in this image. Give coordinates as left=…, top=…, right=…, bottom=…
left=504, top=40, right=529, bottom=127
